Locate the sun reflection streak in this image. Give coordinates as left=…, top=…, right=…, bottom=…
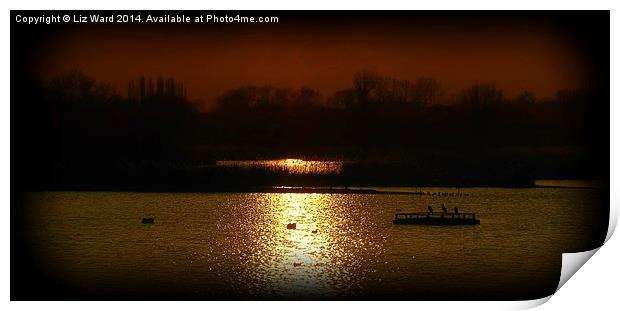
left=215, top=159, right=343, bottom=174
left=232, top=192, right=378, bottom=298
left=259, top=193, right=342, bottom=297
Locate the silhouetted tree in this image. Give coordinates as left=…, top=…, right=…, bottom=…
left=128, top=75, right=186, bottom=104
left=411, top=77, right=443, bottom=106
left=50, top=70, right=118, bottom=106
left=352, top=70, right=385, bottom=108
left=459, top=83, right=504, bottom=108
left=14, top=70, right=605, bottom=190
left=515, top=91, right=537, bottom=106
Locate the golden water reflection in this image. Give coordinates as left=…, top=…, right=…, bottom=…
left=24, top=190, right=600, bottom=299
left=215, top=159, right=343, bottom=174
left=240, top=193, right=366, bottom=298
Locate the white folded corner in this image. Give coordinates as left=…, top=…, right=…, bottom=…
left=507, top=248, right=600, bottom=309
left=513, top=193, right=617, bottom=309
left=606, top=192, right=618, bottom=242
left=512, top=295, right=553, bottom=309
left=555, top=190, right=618, bottom=291
left=557, top=247, right=600, bottom=291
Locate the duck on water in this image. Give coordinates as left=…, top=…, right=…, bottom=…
left=393, top=204, right=480, bottom=225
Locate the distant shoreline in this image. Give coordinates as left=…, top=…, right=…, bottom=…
left=532, top=185, right=601, bottom=190
left=20, top=180, right=603, bottom=195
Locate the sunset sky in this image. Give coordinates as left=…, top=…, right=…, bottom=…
left=23, top=12, right=600, bottom=106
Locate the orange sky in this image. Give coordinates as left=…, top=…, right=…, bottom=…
left=28, top=13, right=595, bottom=106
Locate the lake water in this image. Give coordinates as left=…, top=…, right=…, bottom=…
left=215, top=158, right=344, bottom=174
left=21, top=185, right=604, bottom=300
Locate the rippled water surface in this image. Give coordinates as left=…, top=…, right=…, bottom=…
left=215, top=159, right=343, bottom=174
left=23, top=186, right=603, bottom=299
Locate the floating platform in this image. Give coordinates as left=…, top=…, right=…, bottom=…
left=393, top=212, right=480, bottom=225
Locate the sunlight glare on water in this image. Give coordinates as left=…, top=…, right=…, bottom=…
left=215, top=159, right=343, bottom=174
left=24, top=187, right=602, bottom=299
left=263, top=194, right=346, bottom=296
left=234, top=193, right=383, bottom=298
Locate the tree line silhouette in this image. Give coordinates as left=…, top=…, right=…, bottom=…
left=12, top=70, right=607, bottom=190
